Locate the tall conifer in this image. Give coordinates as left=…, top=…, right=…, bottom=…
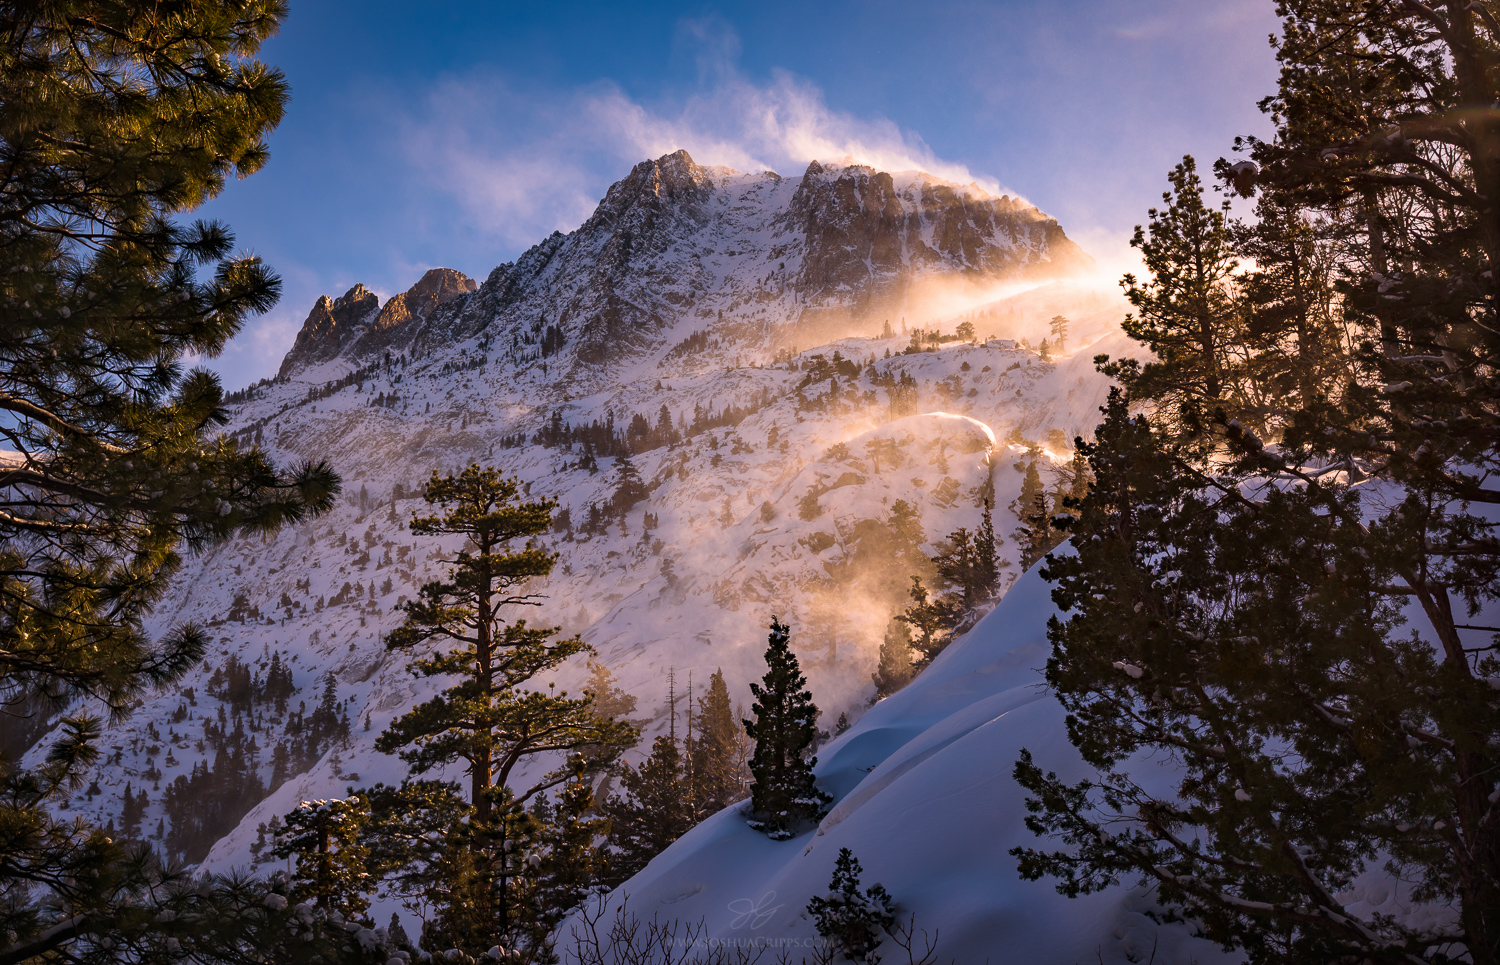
left=871, top=619, right=914, bottom=699
left=689, top=669, right=744, bottom=814
left=270, top=795, right=373, bottom=919
left=1017, top=6, right=1500, bottom=957
left=744, top=620, right=831, bottom=839
left=602, top=735, right=693, bottom=884
left=0, top=3, right=345, bottom=960
left=374, top=464, right=634, bottom=951
left=1112, top=156, right=1240, bottom=438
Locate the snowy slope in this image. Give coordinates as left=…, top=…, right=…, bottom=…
left=561, top=555, right=1235, bottom=965
left=18, top=151, right=1131, bottom=894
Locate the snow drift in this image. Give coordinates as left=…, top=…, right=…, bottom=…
left=565, top=555, right=1235, bottom=965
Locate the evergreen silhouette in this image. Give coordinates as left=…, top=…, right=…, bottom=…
left=744, top=619, right=831, bottom=839
left=0, top=3, right=346, bottom=959
left=602, top=734, right=693, bottom=884
left=1048, top=315, right=1070, bottom=352
left=1016, top=8, right=1500, bottom=956
left=689, top=668, right=746, bottom=815
left=807, top=848, right=897, bottom=964
left=872, top=618, right=914, bottom=699
left=1110, top=155, right=1240, bottom=440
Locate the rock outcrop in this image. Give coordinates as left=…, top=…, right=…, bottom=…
left=279, top=270, right=476, bottom=377
left=347, top=268, right=476, bottom=361
left=787, top=161, right=1092, bottom=316
left=277, top=284, right=379, bottom=378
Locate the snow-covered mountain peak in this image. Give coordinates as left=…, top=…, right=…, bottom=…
left=279, top=150, right=1093, bottom=381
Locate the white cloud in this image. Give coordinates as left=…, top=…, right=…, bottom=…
left=394, top=63, right=1020, bottom=251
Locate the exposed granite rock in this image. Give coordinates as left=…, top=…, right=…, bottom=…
left=410, top=150, right=717, bottom=364
left=277, top=284, right=379, bottom=378
left=786, top=161, right=1093, bottom=324
left=279, top=271, right=476, bottom=377
left=346, top=268, right=476, bottom=360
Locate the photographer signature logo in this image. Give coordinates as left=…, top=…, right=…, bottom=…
left=727, top=891, right=782, bottom=930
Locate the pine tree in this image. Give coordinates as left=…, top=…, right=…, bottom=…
left=1048, top=315, right=1070, bottom=353
left=1016, top=4, right=1500, bottom=951
left=583, top=658, right=639, bottom=726
left=863, top=438, right=902, bottom=473
left=373, top=464, right=635, bottom=950
left=602, top=734, right=694, bottom=884
left=516, top=763, right=612, bottom=954
left=610, top=452, right=648, bottom=517
left=0, top=4, right=344, bottom=960
left=895, top=576, right=959, bottom=669
left=120, top=782, right=147, bottom=839
left=1231, top=188, right=1347, bottom=422
left=689, top=669, right=744, bottom=814
left=744, top=619, right=831, bottom=839
left=1012, top=459, right=1063, bottom=572
left=930, top=502, right=1003, bottom=616
left=1014, top=389, right=1500, bottom=964
left=1109, top=155, right=1240, bottom=438
left=871, top=618, right=914, bottom=699
left=806, top=848, right=896, bottom=965
left=270, top=795, right=373, bottom=919
left=358, top=779, right=470, bottom=927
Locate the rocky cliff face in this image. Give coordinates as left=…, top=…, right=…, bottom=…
left=277, top=150, right=1092, bottom=378
left=353, top=268, right=477, bottom=360
left=788, top=162, right=1085, bottom=314
left=280, top=270, right=477, bottom=378
left=277, top=284, right=379, bottom=377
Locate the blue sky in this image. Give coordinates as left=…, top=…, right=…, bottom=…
left=200, top=0, right=1281, bottom=387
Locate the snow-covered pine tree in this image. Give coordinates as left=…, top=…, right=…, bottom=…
left=806, top=847, right=896, bottom=965
left=269, top=795, right=373, bottom=919
left=744, top=619, right=831, bottom=839
left=520, top=761, right=612, bottom=954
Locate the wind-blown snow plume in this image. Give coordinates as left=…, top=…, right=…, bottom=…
left=396, top=67, right=1016, bottom=250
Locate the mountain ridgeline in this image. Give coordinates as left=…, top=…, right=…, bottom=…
left=278, top=150, right=1092, bottom=378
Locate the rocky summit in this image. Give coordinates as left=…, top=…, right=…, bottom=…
left=277, top=150, right=1092, bottom=378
